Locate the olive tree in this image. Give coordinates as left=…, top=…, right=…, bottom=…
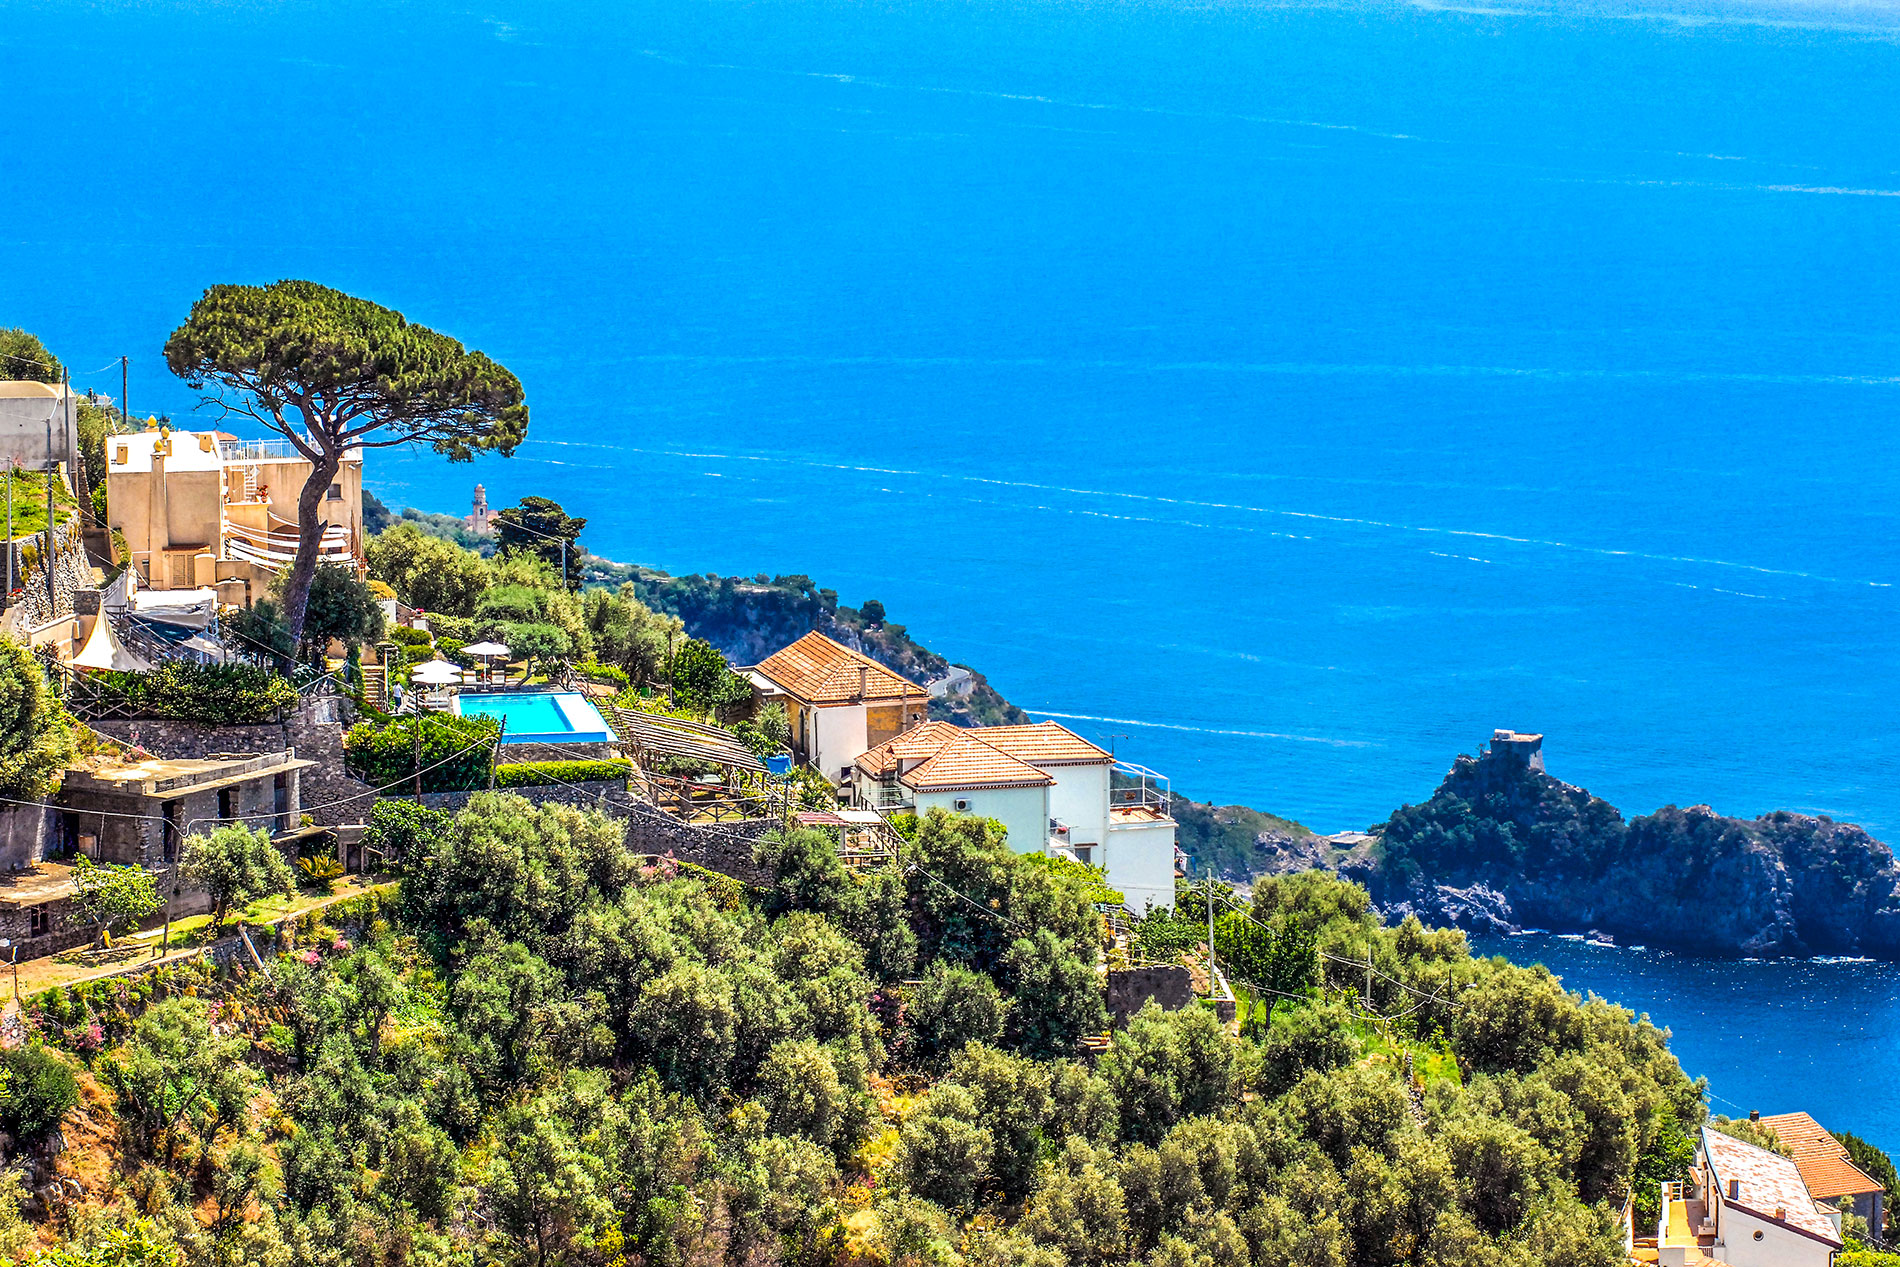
left=179, top=822, right=295, bottom=929
left=165, top=281, right=528, bottom=642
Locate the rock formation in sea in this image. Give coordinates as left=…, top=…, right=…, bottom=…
left=1335, top=733, right=1900, bottom=957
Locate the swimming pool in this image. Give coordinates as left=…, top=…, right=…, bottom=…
left=453, top=691, right=616, bottom=744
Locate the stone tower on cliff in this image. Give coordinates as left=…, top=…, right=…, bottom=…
left=1488, top=729, right=1545, bottom=772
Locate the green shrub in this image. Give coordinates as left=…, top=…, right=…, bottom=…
left=575, top=659, right=630, bottom=689
left=344, top=714, right=498, bottom=792
left=386, top=626, right=434, bottom=648
left=0, top=1045, right=79, bottom=1140
left=91, top=662, right=297, bottom=724
left=425, top=613, right=476, bottom=643
left=362, top=800, right=454, bottom=871
left=494, top=759, right=631, bottom=789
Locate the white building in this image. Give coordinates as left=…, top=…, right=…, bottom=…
left=853, top=720, right=1178, bottom=912
left=748, top=631, right=929, bottom=782
left=1653, top=1126, right=1844, bottom=1267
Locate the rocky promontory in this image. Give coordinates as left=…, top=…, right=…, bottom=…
left=1336, top=733, right=1900, bottom=957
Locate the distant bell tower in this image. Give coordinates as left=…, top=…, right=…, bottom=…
left=465, top=483, right=495, bottom=537
left=1489, top=729, right=1545, bottom=772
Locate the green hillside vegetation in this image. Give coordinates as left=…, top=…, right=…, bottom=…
left=1169, top=796, right=1324, bottom=881
left=2, top=795, right=1708, bottom=1267
left=385, top=502, right=1028, bottom=724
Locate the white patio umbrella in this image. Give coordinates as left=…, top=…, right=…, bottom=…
left=461, top=640, right=511, bottom=684
left=409, top=659, right=464, bottom=686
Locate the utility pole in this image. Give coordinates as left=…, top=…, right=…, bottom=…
left=5, top=458, right=13, bottom=605
left=1365, top=942, right=1373, bottom=1010
left=1205, top=870, right=1216, bottom=985
left=44, top=458, right=55, bottom=614
left=121, top=356, right=128, bottom=433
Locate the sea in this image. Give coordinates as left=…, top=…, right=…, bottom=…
left=4, top=0, right=1899, bottom=1145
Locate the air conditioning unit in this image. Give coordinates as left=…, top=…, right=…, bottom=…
left=953, top=798, right=970, bottom=813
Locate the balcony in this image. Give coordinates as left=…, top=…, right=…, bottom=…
left=219, top=438, right=302, bottom=462
left=1109, top=760, right=1174, bottom=826
left=1632, top=1182, right=1720, bottom=1266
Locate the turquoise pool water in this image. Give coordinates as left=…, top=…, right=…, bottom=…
left=455, top=692, right=615, bottom=744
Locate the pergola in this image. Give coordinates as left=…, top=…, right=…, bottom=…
left=614, top=708, right=768, bottom=823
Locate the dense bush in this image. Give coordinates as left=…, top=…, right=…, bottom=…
left=0, top=1045, right=78, bottom=1141
left=494, top=759, right=631, bottom=789
left=343, top=713, right=498, bottom=792
left=384, top=625, right=434, bottom=648
left=92, top=661, right=298, bottom=724
left=360, top=798, right=454, bottom=871
left=0, top=637, right=75, bottom=800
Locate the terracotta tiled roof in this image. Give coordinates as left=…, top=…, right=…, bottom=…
left=977, top=722, right=1112, bottom=767
left=901, top=735, right=1054, bottom=792
left=1758, top=1113, right=1884, bottom=1201
left=1702, top=1127, right=1843, bottom=1247
left=754, top=632, right=922, bottom=705
left=856, top=721, right=966, bottom=779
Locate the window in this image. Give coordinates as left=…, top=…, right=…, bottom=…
left=1074, top=845, right=1094, bottom=866
left=218, top=788, right=236, bottom=820
left=327, top=482, right=343, bottom=500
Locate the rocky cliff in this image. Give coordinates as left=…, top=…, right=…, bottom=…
left=1344, top=737, right=1900, bottom=957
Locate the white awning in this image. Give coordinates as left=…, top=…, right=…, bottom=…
left=70, top=615, right=154, bottom=672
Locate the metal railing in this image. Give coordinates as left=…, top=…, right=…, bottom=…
left=218, top=438, right=303, bottom=462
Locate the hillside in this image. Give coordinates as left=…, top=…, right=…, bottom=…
left=3, top=793, right=1711, bottom=1267
left=1350, top=736, right=1900, bottom=957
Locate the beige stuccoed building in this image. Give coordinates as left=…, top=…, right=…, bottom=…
left=106, top=428, right=365, bottom=603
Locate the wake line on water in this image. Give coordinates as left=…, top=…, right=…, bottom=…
left=620, top=351, right=1900, bottom=388
left=1026, top=710, right=1376, bottom=747
left=532, top=440, right=1897, bottom=590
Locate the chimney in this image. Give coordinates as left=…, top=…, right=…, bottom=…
left=1775, top=1207, right=1787, bottom=1221
left=1729, top=1179, right=1741, bottom=1200
left=1749, top=1110, right=1760, bottom=1122
left=858, top=664, right=867, bottom=701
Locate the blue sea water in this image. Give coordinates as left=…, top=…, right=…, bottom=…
left=5, top=0, right=1900, bottom=1144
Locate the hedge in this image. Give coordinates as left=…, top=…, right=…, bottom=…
left=495, top=759, right=631, bottom=789
left=385, top=626, right=434, bottom=648
left=90, top=662, right=297, bottom=724
left=344, top=713, right=499, bottom=792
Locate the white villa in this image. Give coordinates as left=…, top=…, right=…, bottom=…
left=853, top=719, right=1178, bottom=913
left=1650, top=1126, right=1845, bottom=1267
left=748, top=631, right=929, bottom=781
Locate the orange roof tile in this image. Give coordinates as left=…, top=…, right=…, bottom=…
left=856, top=720, right=965, bottom=779
left=1702, top=1127, right=1843, bottom=1247
left=977, top=722, right=1112, bottom=767
left=1758, top=1113, right=1884, bottom=1200
left=901, top=734, right=1054, bottom=792
left=754, top=632, right=922, bottom=706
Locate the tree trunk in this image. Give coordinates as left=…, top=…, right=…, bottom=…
left=279, top=452, right=342, bottom=648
